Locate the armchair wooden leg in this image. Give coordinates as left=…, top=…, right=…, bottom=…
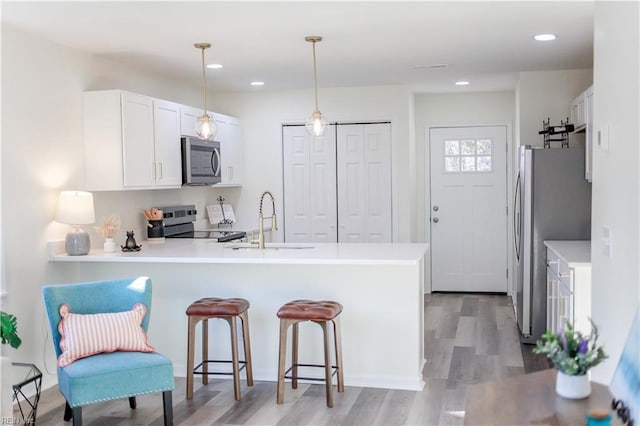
left=71, top=406, right=82, bottom=426
left=129, top=396, right=137, bottom=409
left=162, top=390, right=174, bottom=426
left=63, top=402, right=72, bottom=421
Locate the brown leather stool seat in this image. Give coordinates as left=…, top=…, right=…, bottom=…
left=186, top=297, right=253, bottom=401
left=276, top=299, right=344, bottom=407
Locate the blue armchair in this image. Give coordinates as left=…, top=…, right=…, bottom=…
left=42, top=277, right=174, bottom=425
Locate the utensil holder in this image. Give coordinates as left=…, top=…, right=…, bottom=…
left=147, top=220, right=165, bottom=240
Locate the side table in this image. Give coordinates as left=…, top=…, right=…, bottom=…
left=464, top=369, right=621, bottom=425
left=8, top=363, right=42, bottom=425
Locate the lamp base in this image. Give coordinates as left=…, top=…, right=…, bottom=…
left=65, top=227, right=90, bottom=256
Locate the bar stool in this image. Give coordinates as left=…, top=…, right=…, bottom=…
left=186, top=297, right=253, bottom=401
left=276, top=299, right=344, bottom=407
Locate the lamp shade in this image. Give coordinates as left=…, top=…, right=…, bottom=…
left=56, top=191, right=95, bottom=225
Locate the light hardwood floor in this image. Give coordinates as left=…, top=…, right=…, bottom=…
left=31, top=294, right=548, bottom=426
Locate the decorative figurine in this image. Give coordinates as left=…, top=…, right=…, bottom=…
left=121, top=230, right=142, bottom=252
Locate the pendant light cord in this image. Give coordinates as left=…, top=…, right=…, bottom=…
left=201, top=46, right=208, bottom=113
left=312, top=40, right=319, bottom=112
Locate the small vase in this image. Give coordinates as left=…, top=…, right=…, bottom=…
left=103, top=238, right=116, bottom=253
left=556, top=371, right=591, bottom=399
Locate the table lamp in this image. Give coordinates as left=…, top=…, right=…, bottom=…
left=56, top=191, right=95, bottom=256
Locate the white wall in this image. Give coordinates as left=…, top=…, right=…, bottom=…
left=0, top=24, right=215, bottom=387
left=215, top=85, right=415, bottom=243
left=413, top=92, right=515, bottom=293
left=516, top=69, right=592, bottom=149
left=590, top=2, right=640, bottom=385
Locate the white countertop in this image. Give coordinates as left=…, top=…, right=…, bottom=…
left=543, top=240, right=591, bottom=268
left=50, top=239, right=428, bottom=266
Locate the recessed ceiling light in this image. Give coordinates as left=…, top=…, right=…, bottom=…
left=250, top=81, right=264, bottom=86
left=534, top=34, right=556, bottom=41
left=455, top=81, right=470, bottom=86
left=207, top=63, right=223, bottom=69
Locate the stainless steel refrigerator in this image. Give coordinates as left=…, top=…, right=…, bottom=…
left=514, top=145, right=591, bottom=344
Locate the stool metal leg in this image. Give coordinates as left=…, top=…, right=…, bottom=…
left=333, top=316, right=345, bottom=392
left=291, top=321, right=299, bottom=389
left=227, top=316, right=242, bottom=400
left=239, top=311, right=254, bottom=386
left=186, top=315, right=198, bottom=399
left=202, top=318, right=209, bottom=385
left=320, top=320, right=334, bottom=407
left=277, top=318, right=291, bottom=404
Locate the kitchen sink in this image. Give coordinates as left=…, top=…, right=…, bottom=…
left=225, top=243, right=315, bottom=250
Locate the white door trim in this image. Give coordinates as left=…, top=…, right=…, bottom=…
left=424, top=122, right=514, bottom=296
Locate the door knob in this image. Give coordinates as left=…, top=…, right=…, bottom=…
left=433, top=217, right=439, bottom=223
left=433, top=205, right=439, bottom=212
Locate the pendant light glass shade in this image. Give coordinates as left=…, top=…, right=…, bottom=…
left=197, top=113, right=217, bottom=140
left=306, top=110, right=328, bottom=137
left=305, top=36, right=328, bottom=137
left=195, top=42, right=217, bottom=140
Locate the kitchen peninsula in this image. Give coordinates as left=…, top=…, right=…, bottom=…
left=49, top=240, right=428, bottom=391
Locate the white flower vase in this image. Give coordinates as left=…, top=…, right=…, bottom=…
left=103, top=238, right=116, bottom=253
left=1, top=355, right=13, bottom=420
left=556, top=371, right=591, bottom=399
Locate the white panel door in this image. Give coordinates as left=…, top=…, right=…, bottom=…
left=153, top=99, right=182, bottom=187
left=122, top=92, right=155, bottom=187
left=283, top=125, right=337, bottom=243
left=337, top=123, right=392, bottom=242
left=430, top=126, right=508, bottom=292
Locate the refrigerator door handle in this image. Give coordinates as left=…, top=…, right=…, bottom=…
left=513, top=172, right=521, bottom=261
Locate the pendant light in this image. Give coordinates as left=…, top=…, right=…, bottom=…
left=195, top=42, right=217, bottom=140
left=305, top=36, right=328, bottom=137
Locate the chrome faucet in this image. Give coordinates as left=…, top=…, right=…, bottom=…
left=253, top=191, right=278, bottom=249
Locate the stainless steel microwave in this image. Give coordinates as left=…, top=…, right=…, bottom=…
left=181, top=136, right=221, bottom=185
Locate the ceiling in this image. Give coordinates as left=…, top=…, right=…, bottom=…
left=1, top=1, right=594, bottom=93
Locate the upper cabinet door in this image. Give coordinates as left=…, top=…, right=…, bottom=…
left=214, top=113, right=243, bottom=187
left=122, top=92, right=155, bottom=188
left=180, top=105, right=202, bottom=138
left=570, top=91, right=586, bottom=131
left=153, top=99, right=182, bottom=187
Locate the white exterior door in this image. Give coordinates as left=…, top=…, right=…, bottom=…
left=430, top=125, right=508, bottom=292
left=283, top=125, right=337, bottom=242
left=337, top=123, right=392, bottom=242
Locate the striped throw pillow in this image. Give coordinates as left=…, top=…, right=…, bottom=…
left=57, top=303, right=154, bottom=367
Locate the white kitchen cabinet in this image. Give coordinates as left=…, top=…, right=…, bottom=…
left=180, top=105, right=203, bottom=138
left=179, top=107, right=243, bottom=186
left=213, top=113, right=243, bottom=187
left=544, top=241, right=592, bottom=335
left=570, top=85, right=594, bottom=182
left=584, top=86, right=593, bottom=182
left=570, top=91, right=586, bottom=131
left=83, top=90, right=182, bottom=190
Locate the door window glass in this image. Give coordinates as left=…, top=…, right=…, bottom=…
left=444, top=138, right=493, bottom=173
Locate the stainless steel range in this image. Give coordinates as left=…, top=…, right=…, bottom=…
left=162, top=205, right=246, bottom=242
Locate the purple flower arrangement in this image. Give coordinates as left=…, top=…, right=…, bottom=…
left=533, top=319, right=608, bottom=375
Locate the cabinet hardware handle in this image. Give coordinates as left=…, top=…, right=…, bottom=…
left=559, top=272, right=570, bottom=278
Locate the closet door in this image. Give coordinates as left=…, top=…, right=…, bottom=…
left=282, top=125, right=337, bottom=242
left=337, top=123, right=392, bottom=242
